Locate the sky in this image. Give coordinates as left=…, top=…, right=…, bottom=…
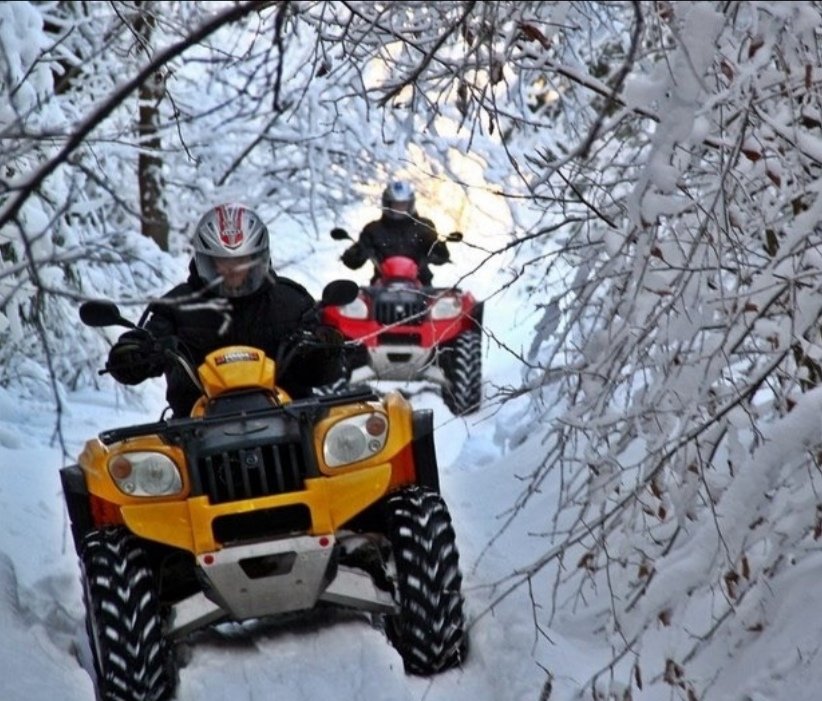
left=4, top=227, right=822, bottom=701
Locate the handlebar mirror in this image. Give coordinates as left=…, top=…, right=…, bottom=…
left=321, top=279, right=360, bottom=307
left=79, top=300, right=137, bottom=329
left=330, top=228, right=351, bottom=241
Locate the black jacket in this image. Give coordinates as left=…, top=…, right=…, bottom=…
left=128, top=261, right=340, bottom=416
left=341, top=213, right=449, bottom=285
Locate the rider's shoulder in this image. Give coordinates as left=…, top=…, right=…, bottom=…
left=361, top=219, right=382, bottom=235
left=416, top=215, right=437, bottom=231
left=273, top=275, right=312, bottom=300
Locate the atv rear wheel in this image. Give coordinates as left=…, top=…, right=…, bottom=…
left=80, top=527, right=176, bottom=701
left=441, top=330, right=482, bottom=416
left=384, top=486, right=466, bottom=674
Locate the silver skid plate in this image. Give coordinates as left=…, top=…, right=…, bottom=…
left=197, top=535, right=335, bottom=620
left=167, top=534, right=398, bottom=638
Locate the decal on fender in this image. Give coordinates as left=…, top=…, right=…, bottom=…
left=215, top=350, right=261, bottom=365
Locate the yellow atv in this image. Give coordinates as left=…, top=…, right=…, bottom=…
left=61, top=281, right=467, bottom=701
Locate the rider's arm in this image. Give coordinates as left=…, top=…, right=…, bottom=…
left=419, top=218, right=450, bottom=266
left=142, top=303, right=175, bottom=339
left=274, top=283, right=345, bottom=395
left=342, top=224, right=379, bottom=269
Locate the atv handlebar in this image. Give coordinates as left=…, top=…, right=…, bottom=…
left=330, top=227, right=463, bottom=244
left=80, top=278, right=359, bottom=390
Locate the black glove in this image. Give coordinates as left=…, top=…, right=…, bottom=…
left=281, top=326, right=344, bottom=387
left=106, top=330, right=163, bottom=385
left=427, top=242, right=450, bottom=266
left=341, top=243, right=367, bottom=269
left=313, top=325, right=344, bottom=346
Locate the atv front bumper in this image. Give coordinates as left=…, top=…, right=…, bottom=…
left=120, top=462, right=394, bottom=554
left=169, top=533, right=398, bottom=638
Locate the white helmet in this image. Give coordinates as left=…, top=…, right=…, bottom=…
left=192, top=203, right=270, bottom=297
left=381, top=180, right=416, bottom=220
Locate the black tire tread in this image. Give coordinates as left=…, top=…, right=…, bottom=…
left=442, top=331, right=482, bottom=416
left=80, top=527, right=175, bottom=701
left=384, top=486, right=466, bottom=674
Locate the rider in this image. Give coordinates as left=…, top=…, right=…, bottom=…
left=340, top=180, right=450, bottom=286
left=106, top=203, right=342, bottom=417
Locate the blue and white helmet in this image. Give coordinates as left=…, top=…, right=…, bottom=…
left=381, top=180, right=416, bottom=220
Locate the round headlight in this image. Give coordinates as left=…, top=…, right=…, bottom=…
left=430, top=294, right=462, bottom=320
left=108, top=452, right=182, bottom=497
left=326, top=424, right=367, bottom=465
left=339, top=296, right=369, bottom=320
left=323, top=412, right=389, bottom=467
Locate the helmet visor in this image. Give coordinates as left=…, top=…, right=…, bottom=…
left=195, top=251, right=268, bottom=297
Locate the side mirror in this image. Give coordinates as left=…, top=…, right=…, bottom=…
left=446, top=231, right=463, bottom=243
left=321, top=279, right=360, bottom=307
left=330, top=228, right=351, bottom=241
left=79, top=300, right=136, bottom=329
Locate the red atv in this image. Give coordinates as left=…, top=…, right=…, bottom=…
left=323, top=228, right=483, bottom=416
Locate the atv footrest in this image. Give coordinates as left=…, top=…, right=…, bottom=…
left=320, top=565, right=399, bottom=614
left=168, top=592, right=226, bottom=640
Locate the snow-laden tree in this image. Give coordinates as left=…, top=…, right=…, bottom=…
left=488, top=3, right=822, bottom=699
left=0, top=1, right=509, bottom=374
left=4, top=1, right=822, bottom=698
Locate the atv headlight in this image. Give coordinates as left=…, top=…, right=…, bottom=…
left=323, top=412, right=388, bottom=467
left=338, top=295, right=369, bottom=320
left=108, top=452, right=183, bottom=497
left=430, top=293, right=462, bottom=320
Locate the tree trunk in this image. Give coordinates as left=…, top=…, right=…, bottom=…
left=134, top=4, right=169, bottom=251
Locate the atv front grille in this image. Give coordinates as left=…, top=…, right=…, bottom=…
left=213, top=504, right=311, bottom=544
left=378, top=332, right=422, bottom=345
left=373, top=296, right=428, bottom=326
left=195, top=441, right=308, bottom=504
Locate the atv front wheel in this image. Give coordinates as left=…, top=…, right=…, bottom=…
left=441, top=330, right=482, bottom=416
left=80, top=527, right=176, bottom=701
left=384, top=486, right=467, bottom=674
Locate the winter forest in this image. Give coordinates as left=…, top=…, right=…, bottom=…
left=4, top=1, right=822, bottom=700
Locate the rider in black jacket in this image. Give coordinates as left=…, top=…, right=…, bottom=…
left=106, top=203, right=341, bottom=416
left=341, top=181, right=450, bottom=286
